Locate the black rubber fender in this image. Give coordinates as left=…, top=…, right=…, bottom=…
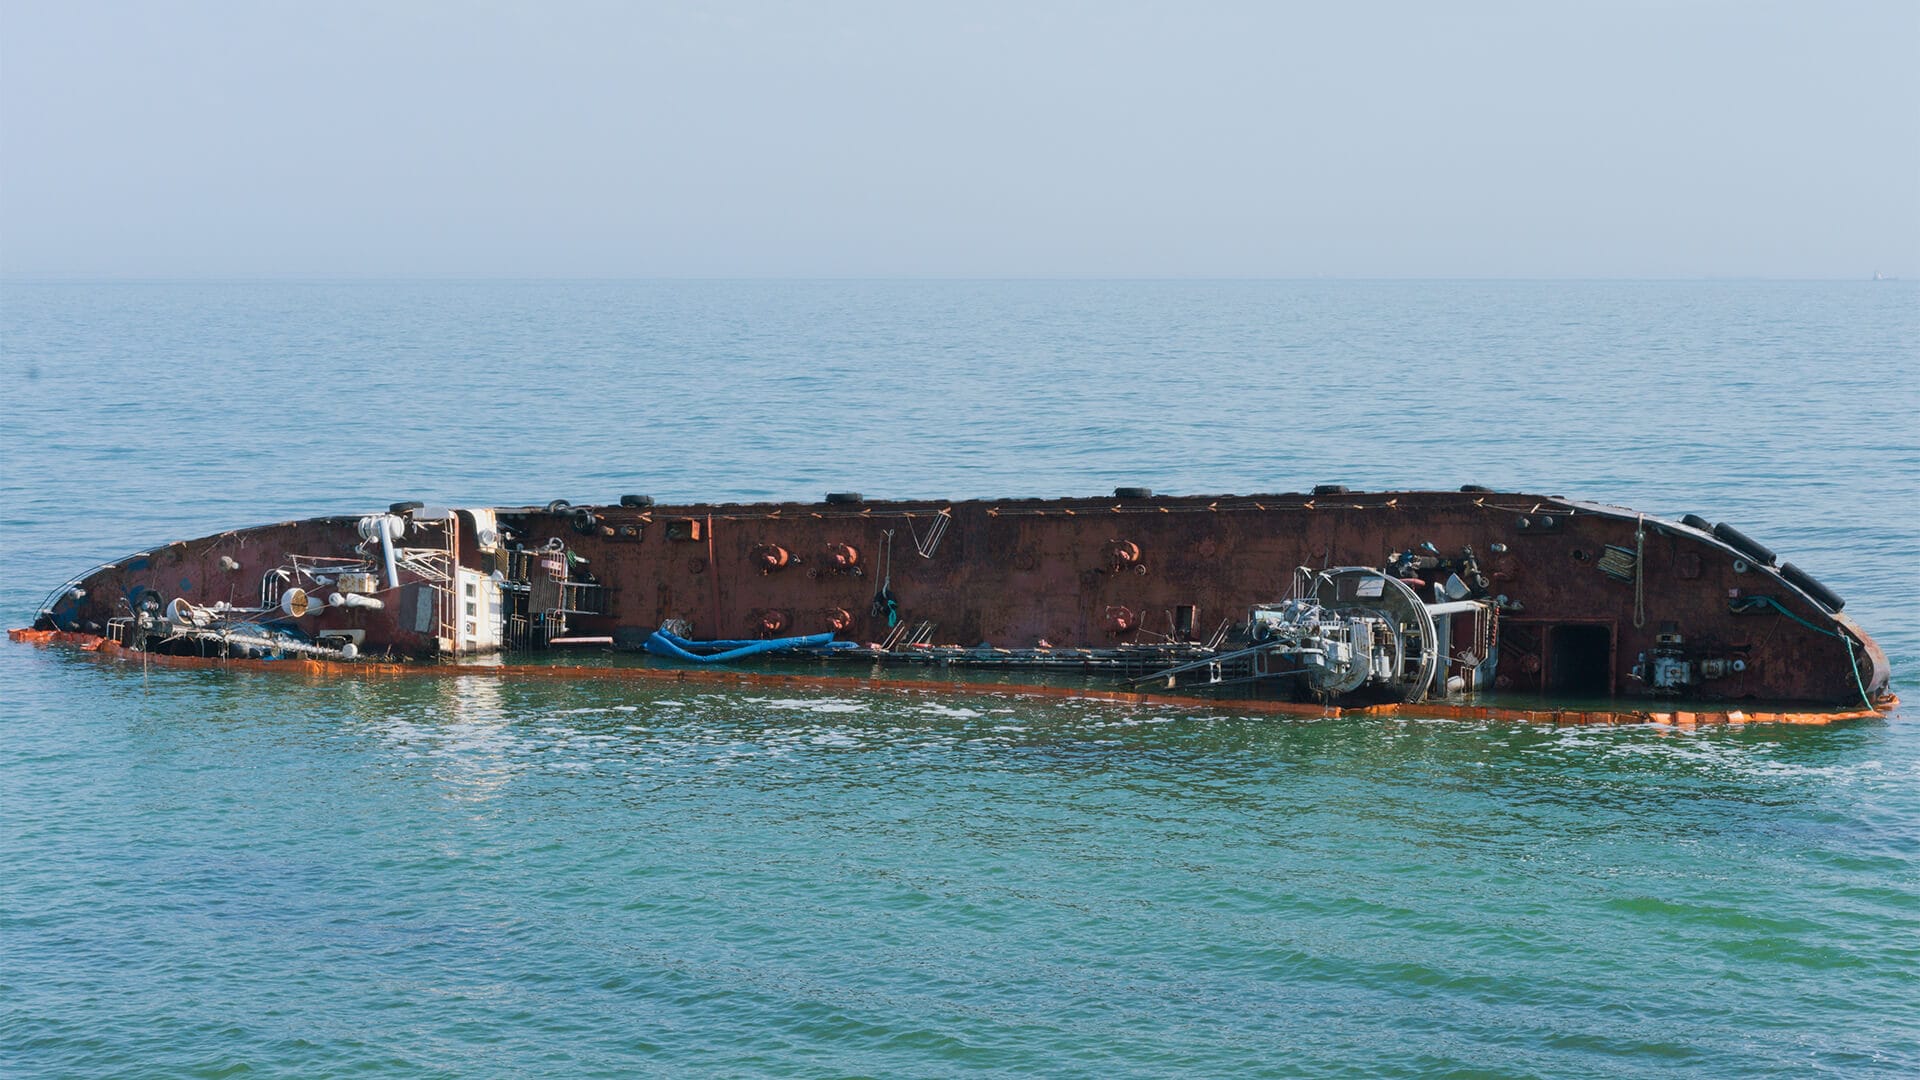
left=1460, top=484, right=1493, bottom=493
left=570, top=507, right=600, bottom=534
left=824, top=492, right=864, bottom=505
left=619, top=494, right=655, bottom=508
left=1680, top=514, right=1712, bottom=532
left=546, top=499, right=572, bottom=514
left=389, top=500, right=424, bottom=515
left=1313, top=484, right=1349, bottom=496
left=1713, top=522, right=1776, bottom=566
left=1113, top=487, right=1154, bottom=499
left=1779, top=562, right=1844, bottom=612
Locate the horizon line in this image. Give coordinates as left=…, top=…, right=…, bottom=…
left=1, top=273, right=1909, bottom=286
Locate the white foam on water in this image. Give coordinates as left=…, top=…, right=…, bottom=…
left=916, top=703, right=983, bottom=718
left=747, top=696, right=870, bottom=714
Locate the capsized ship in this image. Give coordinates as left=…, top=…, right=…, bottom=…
left=17, top=488, right=1895, bottom=723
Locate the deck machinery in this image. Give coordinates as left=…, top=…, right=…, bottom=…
left=1141, top=568, right=1498, bottom=703
left=24, top=488, right=1893, bottom=713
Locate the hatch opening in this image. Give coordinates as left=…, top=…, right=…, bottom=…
left=1548, top=624, right=1613, bottom=696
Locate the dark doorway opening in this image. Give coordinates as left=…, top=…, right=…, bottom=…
left=1173, top=605, right=1198, bottom=641
left=1548, top=624, right=1613, bottom=696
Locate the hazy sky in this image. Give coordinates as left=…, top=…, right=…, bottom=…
left=2, top=1, right=1915, bottom=278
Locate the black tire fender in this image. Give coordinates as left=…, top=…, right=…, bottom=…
left=825, top=492, right=864, bottom=505
left=1713, top=522, right=1777, bottom=566
left=546, top=499, right=573, bottom=514
left=1680, top=514, right=1711, bottom=532
left=619, top=494, right=654, bottom=508
left=1113, top=487, right=1154, bottom=499
left=1779, top=562, right=1844, bottom=612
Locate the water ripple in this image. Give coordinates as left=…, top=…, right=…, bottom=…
left=3, top=281, right=1917, bottom=1078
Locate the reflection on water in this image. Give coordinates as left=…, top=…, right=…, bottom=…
left=8, top=595, right=1917, bottom=1079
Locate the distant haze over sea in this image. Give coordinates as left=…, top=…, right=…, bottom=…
left=2, top=3, right=1915, bottom=280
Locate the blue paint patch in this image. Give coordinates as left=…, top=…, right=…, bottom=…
left=178, top=577, right=192, bottom=592
left=46, top=597, right=80, bottom=630
left=124, top=557, right=151, bottom=571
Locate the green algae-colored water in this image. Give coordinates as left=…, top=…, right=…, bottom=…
left=4, top=281, right=1915, bottom=1076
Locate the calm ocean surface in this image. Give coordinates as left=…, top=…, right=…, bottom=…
left=2, top=280, right=1916, bottom=1077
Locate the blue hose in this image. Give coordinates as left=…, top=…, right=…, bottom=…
left=641, top=629, right=853, bottom=664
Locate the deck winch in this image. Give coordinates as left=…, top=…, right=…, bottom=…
left=1250, top=600, right=1399, bottom=695
left=1143, top=567, right=1499, bottom=703
left=21, top=490, right=1892, bottom=712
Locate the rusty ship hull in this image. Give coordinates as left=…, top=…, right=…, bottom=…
left=21, top=489, right=1894, bottom=715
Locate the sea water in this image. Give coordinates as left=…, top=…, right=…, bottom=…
left=2, top=280, right=1916, bottom=1077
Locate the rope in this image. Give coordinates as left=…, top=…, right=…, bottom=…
left=1633, top=514, right=1646, bottom=629
left=705, top=513, right=720, bottom=636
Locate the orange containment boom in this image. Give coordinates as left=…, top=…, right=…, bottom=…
left=11, top=628, right=1896, bottom=728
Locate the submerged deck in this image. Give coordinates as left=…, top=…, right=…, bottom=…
left=25, top=489, right=1893, bottom=711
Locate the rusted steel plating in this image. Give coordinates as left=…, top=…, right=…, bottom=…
left=21, top=489, right=1894, bottom=710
